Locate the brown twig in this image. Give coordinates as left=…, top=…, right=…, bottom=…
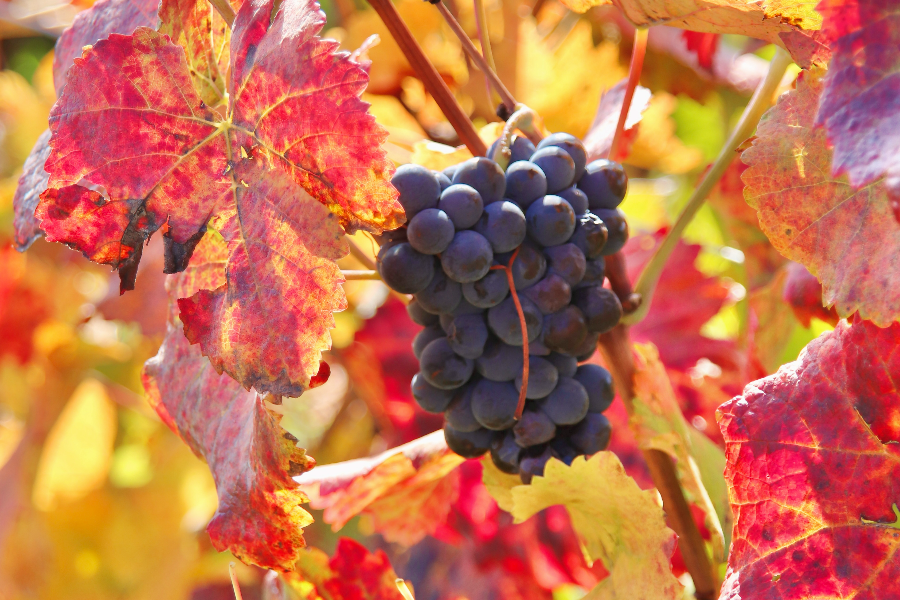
left=608, top=28, right=648, bottom=161
left=530, top=0, right=547, bottom=18
left=435, top=2, right=517, bottom=115
left=597, top=326, right=717, bottom=600
left=367, top=0, right=486, bottom=156
left=208, top=0, right=236, bottom=28
left=492, top=249, right=528, bottom=419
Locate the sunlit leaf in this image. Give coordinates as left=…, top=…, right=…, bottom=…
left=582, top=78, right=651, bottom=163
left=742, top=69, right=900, bottom=326
left=287, top=537, right=405, bottom=600
left=718, top=319, right=900, bottom=599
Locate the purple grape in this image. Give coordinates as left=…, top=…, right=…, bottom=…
left=522, top=273, right=571, bottom=315
left=490, top=430, right=521, bottom=474
left=471, top=379, right=519, bottom=430
left=407, top=299, right=439, bottom=326
left=415, top=269, right=462, bottom=315
left=514, top=410, right=556, bottom=447
left=378, top=242, right=435, bottom=294
left=488, top=135, right=536, bottom=165
left=557, top=186, right=589, bottom=215
left=452, top=157, right=506, bottom=205
left=525, top=195, right=576, bottom=247
left=392, top=163, right=441, bottom=218
left=441, top=230, right=494, bottom=283
left=544, top=243, right=586, bottom=286
left=537, top=133, right=587, bottom=181
left=407, top=208, right=455, bottom=255
left=505, top=161, right=547, bottom=209
left=594, top=208, right=629, bottom=255
left=546, top=352, right=578, bottom=378
left=539, top=377, right=589, bottom=425
left=412, top=325, right=444, bottom=359
left=531, top=146, right=576, bottom=193
left=519, top=445, right=552, bottom=483
left=411, top=373, right=455, bottom=413
left=463, top=269, right=510, bottom=308
left=542, top=305, right=588, bottom=355
left=475, top=337, right=524, bottom=381
left=574, top=364, right=615, bottom=413
left=571, top=212, right=607, bottom=259
left=445, top=382, right=481, bottom=432
left=487, top=295, right=543, bottom=346
left=569, top=413, right=612, bottom=455
left=446, top=313, right=489, bottom=359
left=444, top=424, right=494, bottom=458
left=474, top=200, right=527, bottom=253
left=572, top=285, right=622, bottom=333
left=439, top=184, right=484, bottom=229
left=514, top=355, right=559, bottom=400
left=420, top=337, right=474, bottom=389
left=578, top=160, right=627, bottom=210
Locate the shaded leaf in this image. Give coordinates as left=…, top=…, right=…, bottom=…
left=12, top=129, right=51, bottom=251
left=142, top=322, right=315, bottom=572
left=582, top=78, right=651, bottom=163
left=742, top=70, right=900, bottom=326
left=507, top=453, right=682, bottom=600
left=746, top=266, right=797, bottom=374
left=296, top=431, right=465, bottom=546
left=287, top=537, right=404, bottom=600
left=782, top=261, right=839, bottom=328
left=53, top=0, right=160, bottom=94
left=816, top=0, right=900, bottom=194
left=718, top=319, right=900, bottom=599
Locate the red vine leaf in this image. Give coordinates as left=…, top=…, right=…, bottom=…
left=782, top=261, right=839, bottom=328
left=53, top=0, right=160, bottom=94
left=742, top=69, right=900, bottom=326
left=583, top=78, right=651, bottom=163
left=682, top=31, right=718, bottom=70
left=816, top=0, right=900, bottom=198
left=718, top=319, right=900, bottom=599
left=288, top=537, right=405, bottom=600
left=13, top=130, right=51, bottom=251
left=142, top=322, right=316, bottom=572
left=296, top=431, right=465, bottom=546
left=0, top=246, right=51, bottom=364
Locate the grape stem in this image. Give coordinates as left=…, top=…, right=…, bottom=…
left=472, top=0, right=497, bottom=108
left=229, top=563, right=244, bottom=600
left=597, top=326, right=718, bottom=600
left=207, top=0, right=236, bottom=27
left=491, top=249, right=529, bottom=419
left=607, top=28, right=648, bottom=161
left=604, top=252, right=641, bottom=314
left=435, top=2, right=517, bottom=115
left=346, top=237, right=378, bottom=271
left=623, top=46, right=793, bottom=326
left=367, top=0, right=487, bottom=156
left=342, top=270, right=382, bottom=280
left=490, top=105, right=543, bottom=168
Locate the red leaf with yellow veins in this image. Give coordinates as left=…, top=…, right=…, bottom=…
left=296, top=431, right=465, bottom=546
left=53, top=0, right=160, bottom=94
left=742, top=70, right=900, bottom=326
left=177, top=162, right=348, bottom=396
left=142, top=323, right=316, bottom=572
left=816, top=0, right=900, bottom=195
left=718, top=319, right=900, bottom=599
left=287, top=537, right=405, bottom=600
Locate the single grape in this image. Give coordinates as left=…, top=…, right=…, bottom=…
left=415, top=269, right=462, bottom=315
left=504, top=161, right=547, bottom=209
left=569, top=413, right=612, bottom=455
left=452, top=157, right=506, bottom=205
left=442, top=164, right=459, bottom=180
left=537, top=133, right=587, bottom=181
left=420, top=337, right=475, bottom=389
left=444, top=424, right=494, bottom=459
left=380, top=228, right=407, bottom=243
left=451, top=297, right=484, bottom=316
left=474, top=201, right=527, bottom=253
left=488, top=134, right=536, bottom=165
left=577, top=257, right=606, bottom=289
left=593, top=208, right=629, bottom=255
left=378, top=243, right=435, bottom=294
left=471, top=379, right=519, bottom=430
left=525, top=195, right=576, bottom=247
left=491, top=431, right=521, bottom=474
left=544, top=243, right=586, bottom=286
left=475, top=337, right=524, bottom=381
left=392, top=163, right=441, bottom=218
left=539, top=377, right=589, bottom=425
left=434, top=170, right=452, bottom=191
left=439, top=313, right=453, bottom=333
left=571, top=212, right=608, bottom=259
left=412, top=325, right=445, bottom=359
left=441, top=230, right=494, bottom=283
left=487, top=295, right=543, bottom=346
left=531, top=147, right=576, bottom=193
left=557, top=186, right=589, bottom=215
left=407, top=299, right=439, bottom=327
left=549, top=437, right=578, bottom=465
left=407, top=208, right=455, bottom=255
left=574, top=364, right=615, bottom=413
left=578, top=159, right=627, bottom=210
left=411, top=373, right=455, bottom=413
left=573, top=331, right=600, bottom=362
left=439, top=184, right=484, bottom=229
left=514, top=410, right=556, bottom=447
left=572, top=285, right=622, bottom=334
left=514, top=355, right=559, bottom=399
left=527, top=337, right=551, bottom=356
left=522, top=272, right=571, bottom=315
left=546, top=352, right=578, bottom=378
left=462, top=270, right=509, bottom=308
left=445, top=383, right=481, bottom=432
left=519, top=445, right=552, bottom=483
left=542, top=305, right=588, bottom=355
left=508, top=243, right=547, bottom=289
left=447, top=313, right=489, bottom=359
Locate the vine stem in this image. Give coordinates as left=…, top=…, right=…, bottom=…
left=491, top=249, right=529, bottom=419
left=472, top=0, right=497, bottom=108
left=229, top=563, right=244, bottom=600
left=597, top=327, right=718, bottom=600
left=435, top=1, right=517, bottom=114
left=623, top=46, right=793, bottom=325
left=607, top=28, right=648, bottom=161
left=342, top=270, right=382, bottom=280
left=347, top=237, right=377, bottom=270
left=208, top=0, right=235, bottom=27
left=367, top=0, right=487, bottom=156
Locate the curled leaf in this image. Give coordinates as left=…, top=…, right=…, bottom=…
left=12, top=130, right=51, bottom=251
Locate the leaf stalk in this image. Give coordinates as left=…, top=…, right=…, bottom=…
left=608, top=28, right=648, bottom=161
left=208, top=0, right=236, bottom=28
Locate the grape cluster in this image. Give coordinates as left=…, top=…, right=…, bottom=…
left=377, top=132, right=628, bottom=483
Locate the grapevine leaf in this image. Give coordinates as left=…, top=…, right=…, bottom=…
left=556, top=0, right=819, bottom=46
left=0, top=247, right=52, bottom=364
left=747, top=267, right=797, bottom=374
left=816, top=0, right=900, bottom=195
left=53, top=0, right=160, bottom=94
left=158, top=0, right=231, bottom=106
left=742, top=69, right=900, bottom=326
left=287, top=537, right=405, bottom=600
left=718, top=319, right=900, bottom=599
left=176, top=162, right=348, bottom=397
left=12, top=129, right=51, bottom=251
left=682, top=31, right=719, bottom=70
left=582, top=78, right=651, bottom=163
left=142, top=322, right=315, bottom=572
left=631, top=343, right=727, bottom=562
left=782, top=261, right=839, bottom=328
left=295, top=431, right=465, bottom=546
left=505, top=453, right=682, bottom=600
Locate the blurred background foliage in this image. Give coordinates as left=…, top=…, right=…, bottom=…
left=0, top=0, right=832, bottom=598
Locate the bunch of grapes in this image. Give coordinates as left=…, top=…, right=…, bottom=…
left=377, top=132, right=627, bottom=483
